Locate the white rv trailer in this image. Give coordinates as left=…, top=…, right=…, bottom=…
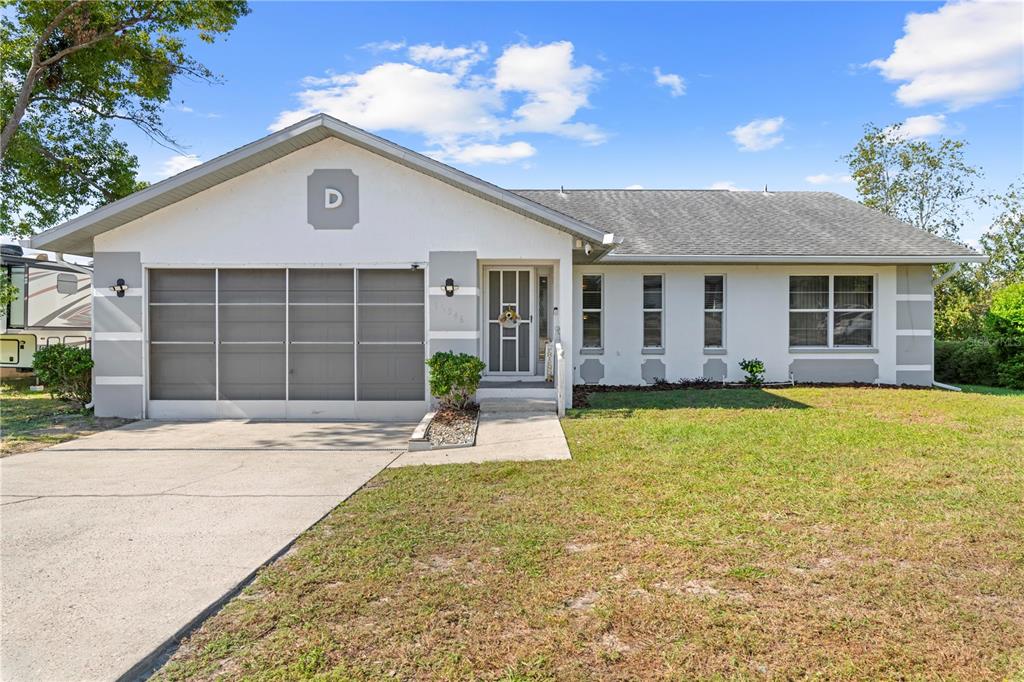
left=1, top=244, right=92, bottom=372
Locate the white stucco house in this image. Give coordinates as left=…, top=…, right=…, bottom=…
left=31, top=114, right=984, bottom=420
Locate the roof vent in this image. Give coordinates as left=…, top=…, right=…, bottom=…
left=558, top=185, right=568, bottom=197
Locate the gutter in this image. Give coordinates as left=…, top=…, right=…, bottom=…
left=932, top=381, right=962, bottom=392
left=597, top=253, right=987, bottom=265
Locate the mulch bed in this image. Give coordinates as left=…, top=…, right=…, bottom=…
left=426, top=405, right=480, bottom=448
left=572, top=379, right=932, bottom=408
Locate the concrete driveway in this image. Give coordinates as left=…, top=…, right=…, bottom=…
left=1, top=420, right=414, bottom=682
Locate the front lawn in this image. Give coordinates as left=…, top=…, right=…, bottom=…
left=0, top=377, right=132, bottom=456
left=159, top=387, right=1024, bottom=680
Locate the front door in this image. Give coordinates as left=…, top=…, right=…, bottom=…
left=485, top=268, right=533, bottom=374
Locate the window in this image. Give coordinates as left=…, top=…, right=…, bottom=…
left=581, top=274, right=602, bottom=349
left=642, top=275, right=663, bottom=348
left=56, top=273, right=78, bottom=295
left=704, top=275, right=725, bottom=348
left=789, top=275, right=873, bottom=347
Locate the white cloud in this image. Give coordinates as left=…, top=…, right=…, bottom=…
left=361, top=40, right=406, bottom=53
left=156, top=154, right=201, bottom=179
left=805, top=173, right=853, bottom=185
left=625, top=184, right=644, bottom=190
left=653, top=67, right=685, bottom=97
left=870, top=0, right=1024, bottom=110
left=708, top=181, right=747, bottom=191
left=408, top=42, right=487, bottom=76
left=426, top=141, right=536, bottom=165
left=272, top=40, right=604, bottom=162
left=885, top=113, right=948, bottom=140
left=494, top=41, right=605, bottom=144
left=729, top=117, right=785, bottom=152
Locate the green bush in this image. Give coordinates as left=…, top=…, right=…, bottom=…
left=984, top=283, right=1024, bottom=388
left=738, top=358, right=765, bottom=386
left=425, top=351, right=486, bottom=409
left=934, top=339, right=999, bottom=386
left=32, top=344, right=93, bottom=408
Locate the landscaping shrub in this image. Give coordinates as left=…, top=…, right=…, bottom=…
left=32, top=343, right=93, bottom=408
left=425, top=351, right=486, bottom=409
left=984, top=283, right=1024, bottom=389
left=738, top=358, right=765, bottom=386
left=934, top=339, right=999, bottom=386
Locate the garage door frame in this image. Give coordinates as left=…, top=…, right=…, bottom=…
left=144, top=264, right=428, bottom=421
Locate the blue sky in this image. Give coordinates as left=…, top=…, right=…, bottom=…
left=122, top=1, right=1023, bottom=245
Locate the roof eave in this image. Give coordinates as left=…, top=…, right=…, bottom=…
left=31, top=113, right=611, bottom=255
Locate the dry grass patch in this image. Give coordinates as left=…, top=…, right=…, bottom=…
left=158, top=387, right=1024, bottom=680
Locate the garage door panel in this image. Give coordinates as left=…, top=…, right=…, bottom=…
left=219, top=345, right=285, bottom=400
left=289, top=345, right=355, bottom=400
left=150, top=305, right=214, bottom=343
left=290, top=305, right=354, bottom=342
left=289, top=269, right=354, bottom=303
left=219, top=305, right=285, bottom=343
left=149, top=270, right=214, bottom=304
left=358, top=270, right=423, bottom=304
left=358, top=345, right=424, bottom=401
left=219, top=269, right=285, bottom=304
left=150, top=345, right=215, bottom=400
left=358, top=305, right=423, bottom=343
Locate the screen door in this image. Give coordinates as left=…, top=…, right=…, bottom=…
left=486, top=268, right=532, bottom=373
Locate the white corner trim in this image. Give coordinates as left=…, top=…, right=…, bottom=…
left=95, top=376, right=144, bottom=385
left=428, top=331, right=480, bottom=339
left=896, top=364, right=932, bottom=372
left=428, top=286, right=479, bottom=297
left=896, top=329, right=933, bottom=336
left=93, top=288, right=143, bottom=298
left=94, top=332, right=143, bottom=341
left=896, top=294, right=933, bottom=302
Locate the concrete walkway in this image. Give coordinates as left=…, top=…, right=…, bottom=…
left=0, top=420, right=413, bottom=682
left=391, top=407, right=571, bottom=468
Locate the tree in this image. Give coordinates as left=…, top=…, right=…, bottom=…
left=1, top=0, right=249, bottom=237
left=0, top=270, right=18, bottom=310
left=978, top=179, right=1024, bottom=287
left=843, top=123, right=981, bottom=241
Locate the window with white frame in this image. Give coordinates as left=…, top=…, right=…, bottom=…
left=704, top=275, right=725, bottom=348
left=642, top=275, right=663, bottom=348
left=581, top=274, right=603, bottom=349
left=789, top=275, right=874, bottom=347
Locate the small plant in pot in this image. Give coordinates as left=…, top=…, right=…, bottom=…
left=739, top=358, right=766, bottom=386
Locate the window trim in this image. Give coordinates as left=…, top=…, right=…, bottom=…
left=641, top=273, right=664, bottom=350
left=580, top=273, right=603, bottom=351
left=703, top=274, right=726, bottom=350
left=788, top=274, right=876, bottom=349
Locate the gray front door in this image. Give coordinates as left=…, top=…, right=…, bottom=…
left=486, top=268, right=533, bottom=374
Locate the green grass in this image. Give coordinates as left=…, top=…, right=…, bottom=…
left=158, top=387, right=1024, bottom=681
left=1, top=377, right=131, bottom=455
left=956, top=383, right=1024, bottom=396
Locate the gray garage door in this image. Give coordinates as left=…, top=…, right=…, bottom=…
left=148, top=268, right=424, bottom=406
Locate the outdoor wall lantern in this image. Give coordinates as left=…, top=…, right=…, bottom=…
left=444, top=278, right=456, bottom=297
left=110, top=278, right=129, bottom=297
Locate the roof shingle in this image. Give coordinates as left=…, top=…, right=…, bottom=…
left=513, top=189, right=980, bottom=260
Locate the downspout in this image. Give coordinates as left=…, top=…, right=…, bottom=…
left=931, top=263, right=962, bottom=392
left=931, top=262, right=961, bottom=287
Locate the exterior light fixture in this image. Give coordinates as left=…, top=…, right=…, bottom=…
left=444, top=278, right=456, bottom=297
left=110, top=278, right=129, bottom=298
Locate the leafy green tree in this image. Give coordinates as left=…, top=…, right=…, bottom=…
left=978, top=179, right=1024, bottom=287
left=843, top=123, right=981, bottom=241
left=0, top=270, right=19, bottom=310
left=984, top=283, right=1024, bottom=389
left=1, top=0, right=249, bottom=237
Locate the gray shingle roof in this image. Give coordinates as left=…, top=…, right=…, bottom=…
left=513, top=189, right=981, bottom=261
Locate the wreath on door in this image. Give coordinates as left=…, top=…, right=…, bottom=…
left=498, top=307, right=520, bottom=328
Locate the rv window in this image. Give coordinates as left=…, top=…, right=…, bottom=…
left=57, top=273, right=78, bottom=295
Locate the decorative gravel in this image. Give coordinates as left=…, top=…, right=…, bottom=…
left=426, top=406, right=479, bottom=448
